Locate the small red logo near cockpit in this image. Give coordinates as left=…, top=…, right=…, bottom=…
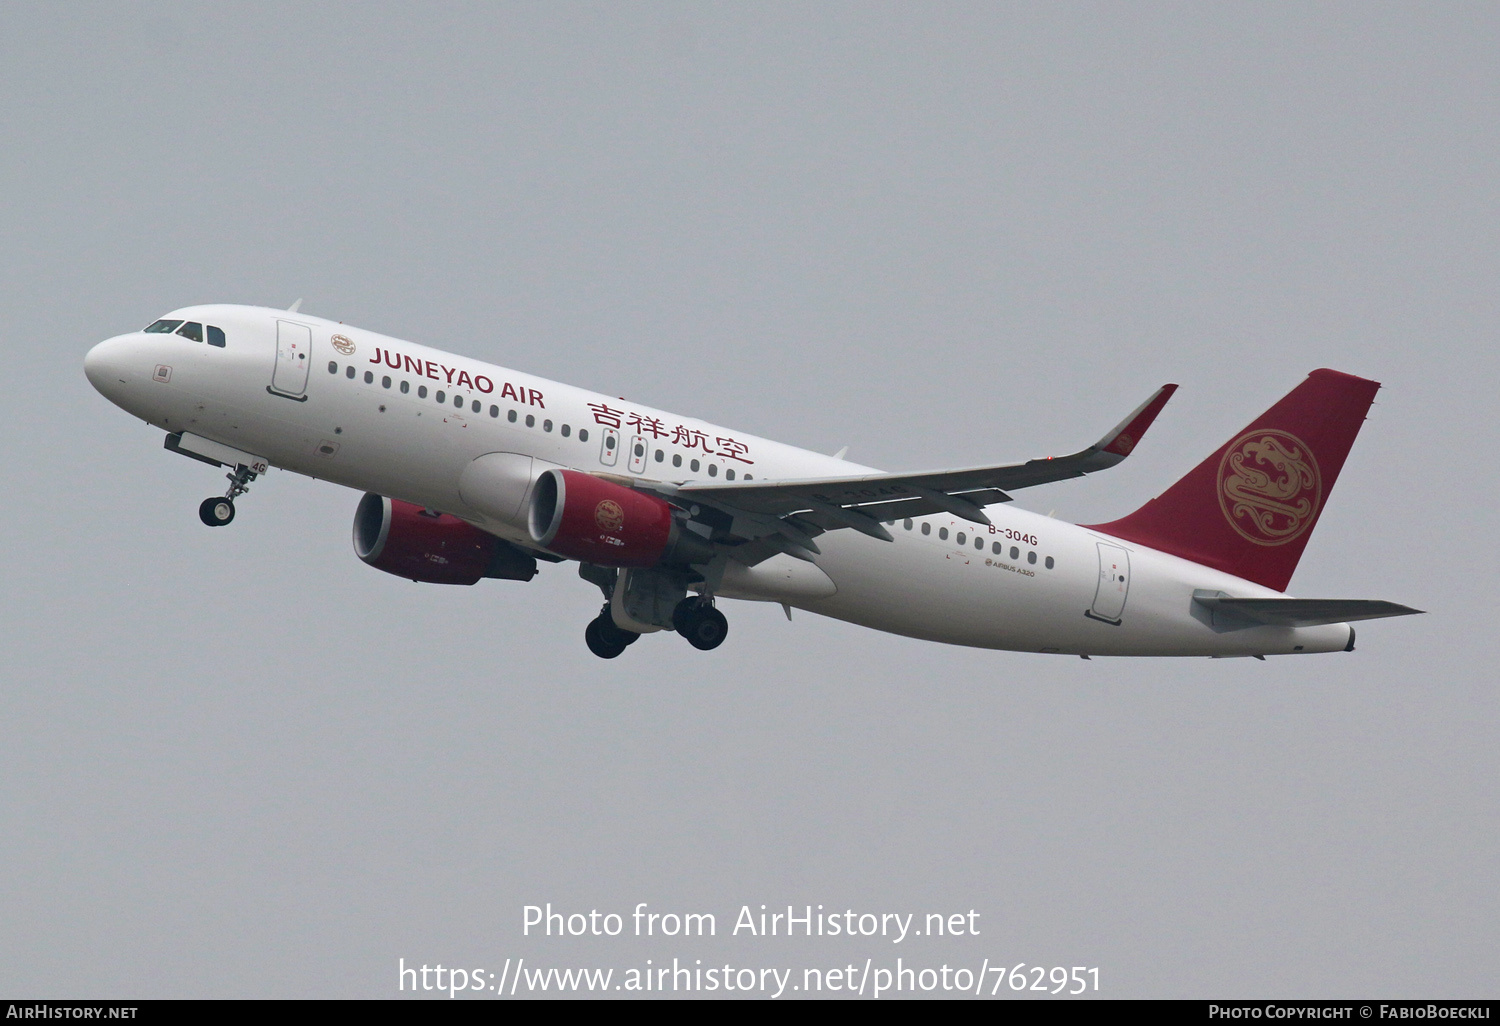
left=330, top=334, right=356, bottom=356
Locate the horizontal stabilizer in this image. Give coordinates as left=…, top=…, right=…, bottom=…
left=1192, top=591, right=1423, bottom=629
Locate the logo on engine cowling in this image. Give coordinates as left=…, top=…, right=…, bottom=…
left=1217, top=428, right=1322, bottom=546
left=594, top=499, right=625, bottom=533
left=330, top=334, right=356, bottom=356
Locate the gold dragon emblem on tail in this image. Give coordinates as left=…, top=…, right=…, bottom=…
left=1216, top=429, right=1322, bottom=546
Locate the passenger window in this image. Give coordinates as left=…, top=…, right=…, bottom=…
left=690, top=459, right=700, bottom=472
left=744, top=474, right=752, bottom=480
left=939, top=527, right=949, bottom=540
left=726, top=469, right=735, bottom=480
left=1027, top=551, right=1037, bottom=564
left=472, top=400, right=480, bottom=413
left=346, top=366, right=356, bottom=379
left=206, top=326, right=226, bottom=347
left=328, top=361, right=338, bottom=374
left=454, top=394, right=463, bottom=408
left=526, top=414, right=535, bottom=428
left=673, top=454, right=682, bottom=468
left=176, top=322, right=203, bottom=342
left=633, top=442, right=644, bottom=457
left=975, top=536, right=983, bottom=550
left=904, top=519, right=913, bottom=530
left=992, top=542, right=1001, bottom=554
left=604, top=433, right=613, bottom=448
left=1010, top=546, right=1019, bottom=559
left=436, top=390, right=446, bottom=402
left=489, top=405, right=498, bottom=417
left=1045, top=556, right=1055, bottom=569
left=508, top=409, right=517, bottom=422
left=921, top=523, right=931, bottom=535
left=382, top=376, right=391, bottom=389
left=653, top=449, right=662, bottom=461
left=544, top=419, right=553, bottom=432
left=418, top=385, right=428, bottom=398
left=561, top=424, right=570, bottom=437
left=579, top=428, right=589, bottom=442
left=708, top=464, right=718, bottom=477
left=364, top=371, right=374, bottom=384
left=144, top=319, right=183, bottom=333
left=401, top=381, right=410, bottom=394
left=956, top=531, right=966, bottom=546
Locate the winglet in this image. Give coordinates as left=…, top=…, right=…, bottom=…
left=1094, top=383, right=1178, bottom=458
left=287, top=298, right=303, bottom=313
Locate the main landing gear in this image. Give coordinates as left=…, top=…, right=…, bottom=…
left=198, top=464, right=258, bottom=527
left=581, top=596, right=729, bottom=659
left=585, top=604, right=642, bottom=660
left=673, top=596, right=728, bottom=652
left=576, top=565, right=730, bottom=659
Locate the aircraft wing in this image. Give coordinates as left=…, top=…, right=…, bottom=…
left=662, top=384, right=1177, bottom=539
left=634, top=384, right=1177, bottom=560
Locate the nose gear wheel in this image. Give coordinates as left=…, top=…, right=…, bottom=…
left=199, top=464, right=258, bottom=528
left=199, top=497, right=235, bottom=526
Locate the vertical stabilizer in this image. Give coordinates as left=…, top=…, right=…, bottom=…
left=1081, top=369, right=1380, bottom=592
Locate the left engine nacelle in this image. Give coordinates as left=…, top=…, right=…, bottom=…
left=528, top=469, right=710, bottom=568
left=353, top=493, right=538, bottom=585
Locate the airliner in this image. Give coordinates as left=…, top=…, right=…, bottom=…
left=84, top=304, right=1419, bottom=659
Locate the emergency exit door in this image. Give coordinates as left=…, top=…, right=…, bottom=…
left=599, top=427, right=620, bottom=467
left=627, top=435, right=648, bottom=473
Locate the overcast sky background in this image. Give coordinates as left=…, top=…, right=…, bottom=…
left=2, top=3, right=1495, bottom=999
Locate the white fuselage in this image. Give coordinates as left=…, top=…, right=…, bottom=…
left=84, top=304, right=1352, bottom=657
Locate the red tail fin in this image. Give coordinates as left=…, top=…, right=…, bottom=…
left=1081, top=369, right=1380, bottom=592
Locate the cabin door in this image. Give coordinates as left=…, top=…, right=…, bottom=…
left=270, top=320, right=312, bottom=399
left=1089, top=543, right=1131, bottom=624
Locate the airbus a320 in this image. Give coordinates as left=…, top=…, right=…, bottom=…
left=85, top=304, right=1420, bottom=660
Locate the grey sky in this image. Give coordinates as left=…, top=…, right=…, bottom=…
left=1, top=2, right=1495, bottom=998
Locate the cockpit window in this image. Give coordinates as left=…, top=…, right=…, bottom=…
left=206, top=325, right=225, bottom=348
left=176, top=322, right=204, bottom=342
left=144, top=319, right=183, bottom=333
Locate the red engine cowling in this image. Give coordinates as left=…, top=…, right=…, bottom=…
left=527, top=469, right=676, bottom=568
left=353, top=493, right=536, bottom=585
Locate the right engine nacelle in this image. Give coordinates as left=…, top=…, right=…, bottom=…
left=528, top=469, right=709, bottom=568
left=354, top=493, right=538, bottom=585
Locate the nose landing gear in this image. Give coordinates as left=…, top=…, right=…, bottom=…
left=198, top=464, right=258, bottom=527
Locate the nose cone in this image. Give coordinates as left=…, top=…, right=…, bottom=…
left=85, top=334, right=142, bottom=404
